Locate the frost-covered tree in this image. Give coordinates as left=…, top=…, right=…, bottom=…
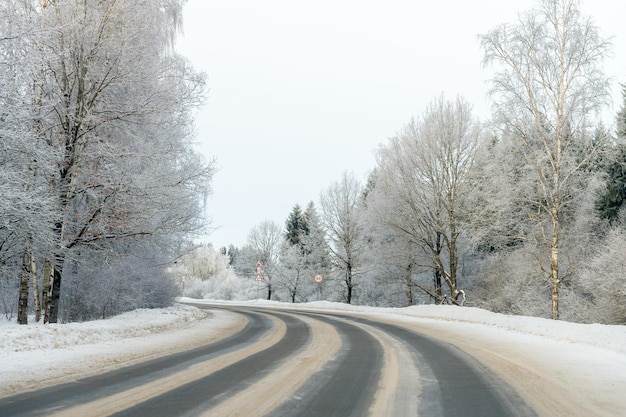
left=0, top=1, right=57, bottom=323
left=247, top=220, right=283, bottom=300
left=302, top=202, right=331, bottom=278
left=369, top=96, right=481, bottom=305
left=169, top=244, right=249, bottom=302
left=596, top=88, right=626, bottom=223
left=276, top=243, right=309, bottom=303
left=481, top=0, right=612, bottom=319
left=284, top=205, right=308, bottom=247
left=275, top=202, right=330, bottom=302
left=320, top=172, right=364, bottom=304
left=574, top=229, right=626, bottom=324
left=0, top=0, right=214, bottom=323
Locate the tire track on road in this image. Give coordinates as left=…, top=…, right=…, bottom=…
left=45, top=311, right=286, bottom=417
left=0, top=309, right=257, bottom=417
left=271, top=312, right=385, bottom=417
left=347, top=315, right=537, bottom=417
left=108, top=310, right=312, bottom=417
left=199, top=312, right=342, bottom=417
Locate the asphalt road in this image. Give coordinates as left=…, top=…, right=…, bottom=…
left=0, top=305, right=537, bottom=417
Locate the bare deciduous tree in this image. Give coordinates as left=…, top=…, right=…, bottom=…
left=319, top=172, right=363, bottom=304
left=1, top=0, right=213, bottom=323
left=370, top=95, right=481, bottom=305
left=247, top=220, right=283, bottom=300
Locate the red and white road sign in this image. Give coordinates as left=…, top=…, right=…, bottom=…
left=314, top=274, right=323, bottom=283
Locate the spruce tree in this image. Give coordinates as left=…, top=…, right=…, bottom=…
left=597, top=86, right=626, bottom=223
left=303, top=201, right=330, bottom=271
left=284, top=205, right=309, bottom=247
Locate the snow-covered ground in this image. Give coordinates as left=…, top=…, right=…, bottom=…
left=1, top=299, right=625, bottom=416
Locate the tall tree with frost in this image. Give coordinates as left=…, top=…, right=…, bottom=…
left=277, top=243, right=308, bottom=302
left=284, top=204, right=308, bottom=248
left=278, top=202, right=330, bottom=302
left=2, top=0, right=213, bottom=322
left=370, top=95, right=481, bottom=305
left=320, top=172, right=363, bottom=304
left=302, top=201, right=331, bottom=275
left=247, top=220, right=282, bottom=300
left=0, top=1, right=56, bottom=324
left=596, top=87, right=626, bottom=223
left=481, top=0, right=611, bottom=319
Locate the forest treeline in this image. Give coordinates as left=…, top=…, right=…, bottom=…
left=2, top=0, right=624, bottom=325
left=173, top=0, right=625, bottom=325
left=0, top=0, right=214, bottom=324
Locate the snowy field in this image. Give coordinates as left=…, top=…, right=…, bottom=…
left=1, top=299, right=625, bottom=416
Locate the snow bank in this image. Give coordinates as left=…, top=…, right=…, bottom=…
left=0, top=304, right=207, bottom=353
left=185, top=298, right=626, bottom=355
left=2, top=299, right=624, bottom=357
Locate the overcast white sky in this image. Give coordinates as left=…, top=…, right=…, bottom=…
left=176, top=0, right=625, bottom=250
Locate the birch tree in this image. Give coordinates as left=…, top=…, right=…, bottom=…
left=481, top=0, right=611, bottom=319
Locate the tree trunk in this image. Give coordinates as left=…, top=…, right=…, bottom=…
left=433, top=269, right=442, bottom=301
left=551, top=277, right=560, bottom=320
left=346, top=263, right=353, bottom=304
left=346, top=283, right=352, bottom=304
left=48, top=253, right=64, bottom=323
left=17, top=248, right=31, bottom=325
left=405, top=263, right=413, bottom=306
left=448, top=219, right=459, bottom=301
left=42, top=256, right=53, bottom=324
left=550, top=217, right=560, bottom=320
left=31, top=254, right=40, bottom=322
left=406, top=282, right=413, bottom=306
left=434, top=232, right=443, bottom=301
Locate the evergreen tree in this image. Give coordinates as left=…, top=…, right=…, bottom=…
left=227, top=244, right=240, bottom=266
left=284, top=204, right=309, bottom=247
left=596, top=87, right=626, bottom=223
left=596, top=146, right=626, bottom=223
left=618, top=84, right=626, bottom=140
left=302, top=202, right=331, bottom=273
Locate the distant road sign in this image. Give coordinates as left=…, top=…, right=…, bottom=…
left=314, top=274, right=323, bottom=283
left=255, top=274, right=262, bottom=282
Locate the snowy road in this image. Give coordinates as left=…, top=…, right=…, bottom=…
left=0, top=305, right=537, bottom=417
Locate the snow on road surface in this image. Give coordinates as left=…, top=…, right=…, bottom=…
left=1, top=299, right=625, bottom=416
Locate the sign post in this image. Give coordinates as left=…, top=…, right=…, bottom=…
left=313, top=274, right=323, bottom=300
left=255, top=261, right=263, bottom=299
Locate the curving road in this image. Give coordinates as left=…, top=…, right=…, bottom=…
left=0, top=304, right=537, bottom=417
